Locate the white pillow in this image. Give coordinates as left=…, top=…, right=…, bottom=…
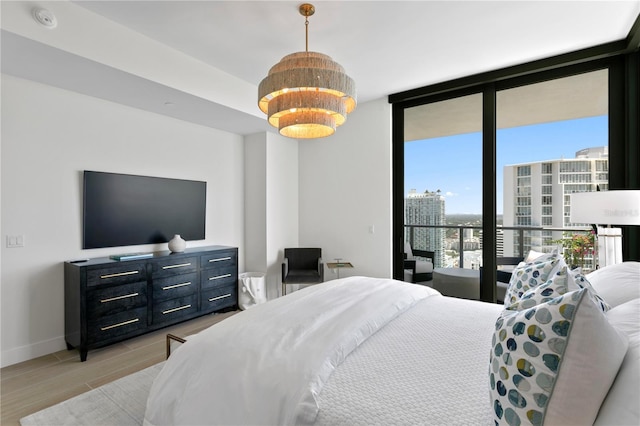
left=586, top=262, right=640, bottom=308
left=404, top=242, right=414, bottom=260
left=490, top=289, right=628, bottom=425
left=594, top=299, right=640, bottom=425
left=568, top=268, right=611, bottom=312
left=415, top=259, right=433, bottom=274
left=524, top=250, right=546, bottom=263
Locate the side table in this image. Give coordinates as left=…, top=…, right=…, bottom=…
left=326, top=260, right=354, bottom=279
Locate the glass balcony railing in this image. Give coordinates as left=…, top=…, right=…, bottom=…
left=404, top=224, right=596, bottom=272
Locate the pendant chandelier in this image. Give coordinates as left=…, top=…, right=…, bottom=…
left=258, top=3, right=356, bottom=139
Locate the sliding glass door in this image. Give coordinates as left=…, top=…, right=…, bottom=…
left=496, top=69, right=609, bottom=273
left=392, top=50, right=639, bottom=302
left=404, top=93, right=482, bottom=269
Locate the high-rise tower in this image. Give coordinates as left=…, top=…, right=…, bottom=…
left=405, top=189, right=446, bottom=267
left=503, top=146, right=607, bottom=269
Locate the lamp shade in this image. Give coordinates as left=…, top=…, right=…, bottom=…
left=257, top=3, right=356, bottom=139
left=570, top=190, right=640, bottom=225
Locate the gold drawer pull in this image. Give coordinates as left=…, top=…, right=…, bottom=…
left=162, top=282, right=191, bottom=291
left=209, top=257, right=232, bottom=263
left=162, top=304, right=192, bottom=315
left=100, top=292, right=139, bottom=303
left=162, top=262, right=192, bottom=270
left=100, top=271, right=139, bottom=279
left=101, top=318, right=139, bottom=331
left=208, top=294, right=231, bottom=302
left=209, top=273, right=232, bottom=281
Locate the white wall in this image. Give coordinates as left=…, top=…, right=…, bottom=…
left=266, top=132, right=299, bottom=297
left=0, top=75, right=245, bottom=367
left=244, top=132, right=298, bottom=299
left=298, top=98, right=393, bottom=280
left=244, top=134, right=268, bottom=273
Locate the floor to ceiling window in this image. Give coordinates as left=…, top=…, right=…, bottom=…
left=392, top=49, right=639, bottom=302
left=496, top=69, right=609, bottom=272
left=404, top=94, right=482, bottom=269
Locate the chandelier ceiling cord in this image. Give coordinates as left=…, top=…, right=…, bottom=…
left=258, top=3, right=357, bottom=139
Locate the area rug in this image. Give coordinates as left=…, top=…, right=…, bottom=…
left=20, top=362, right=163, bottom=426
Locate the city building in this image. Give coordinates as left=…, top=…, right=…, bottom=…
left=503, top=146, right=608, bottom=269
left=405, top=189, right=446, bottom=267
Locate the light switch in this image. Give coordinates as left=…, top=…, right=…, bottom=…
left=6, top=235, right=25, bottom=248
left=369, top=225, right=375, bottom=234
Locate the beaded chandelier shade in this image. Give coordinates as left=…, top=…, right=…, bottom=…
left=258, top=3, right=356, bottom=139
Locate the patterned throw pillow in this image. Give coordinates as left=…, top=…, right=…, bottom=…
left=490, top=289, right=628, bottom=426
left=503, top=252, right=565, bottom=306
left=507, top=267, right=610, bottom=313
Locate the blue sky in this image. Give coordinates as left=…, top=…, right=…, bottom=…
left=404, top=115, right=608, bottom=215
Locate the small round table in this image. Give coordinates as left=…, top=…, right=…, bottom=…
left=432, top=267, right=480, bottom=300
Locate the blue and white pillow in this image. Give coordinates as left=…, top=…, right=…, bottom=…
left=490, top=288, right=628, bottom=425
left=507, top=266, right=610, bottom=313
left=503, top=252, right=565, bottom=306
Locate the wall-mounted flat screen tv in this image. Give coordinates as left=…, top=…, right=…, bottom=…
left=83, top=171, right=206, bottom=249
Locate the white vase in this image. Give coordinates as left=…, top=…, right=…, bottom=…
left=168, top=234, right=186, bottom=253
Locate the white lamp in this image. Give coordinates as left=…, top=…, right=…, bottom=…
left=570, top=190, right=640, bottom=267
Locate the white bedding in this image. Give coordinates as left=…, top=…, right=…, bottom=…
left=144, top=277, right=438, bottom=426
left=315, top=295, right=501, bottom=425
left=144, top=268, right=640, bottom=426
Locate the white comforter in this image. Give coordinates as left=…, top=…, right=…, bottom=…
left=316, top=291, right=501, bottom=425
left=144, top=277, right=438, bottom=426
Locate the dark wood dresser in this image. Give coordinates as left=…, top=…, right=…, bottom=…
left=64, top=245, right=238, bottom=361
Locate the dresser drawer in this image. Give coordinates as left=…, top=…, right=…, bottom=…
left=87, top=281, right=147, bottom=317
left=152, top=294, right=198, bottom=325
left=86, top=263, right=146, bottom=287
left=150, top=256, right=198, bottom=278
left=201, top=284, right=237, bottom=313
left=201, top=265, right=237, bottom=290
left=201, top=250, right=237, bottom=270
left=152, top=272, right=198, bottom=301
left=87, top=307, right=147, bottom=344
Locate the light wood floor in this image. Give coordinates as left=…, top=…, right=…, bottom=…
left=0, top=310, right=237, bottom=426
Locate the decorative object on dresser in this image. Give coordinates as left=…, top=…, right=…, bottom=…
left=64, top=245, right=238, bottom=361
left=168, top=234, right=186, bottom=253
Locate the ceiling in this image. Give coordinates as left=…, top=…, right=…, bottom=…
left=2, top=1, right=639, bottom=136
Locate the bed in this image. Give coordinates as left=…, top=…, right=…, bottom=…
left=143, top=254, right=640, bottom=426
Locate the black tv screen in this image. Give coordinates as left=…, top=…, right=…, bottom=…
left=83, top=171, right=206, bottom=249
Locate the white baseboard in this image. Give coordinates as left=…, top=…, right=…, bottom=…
left=1, top=336, right=67, bottom=368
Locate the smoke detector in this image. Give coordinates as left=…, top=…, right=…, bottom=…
left=32, top=8, right=57, bottom=29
